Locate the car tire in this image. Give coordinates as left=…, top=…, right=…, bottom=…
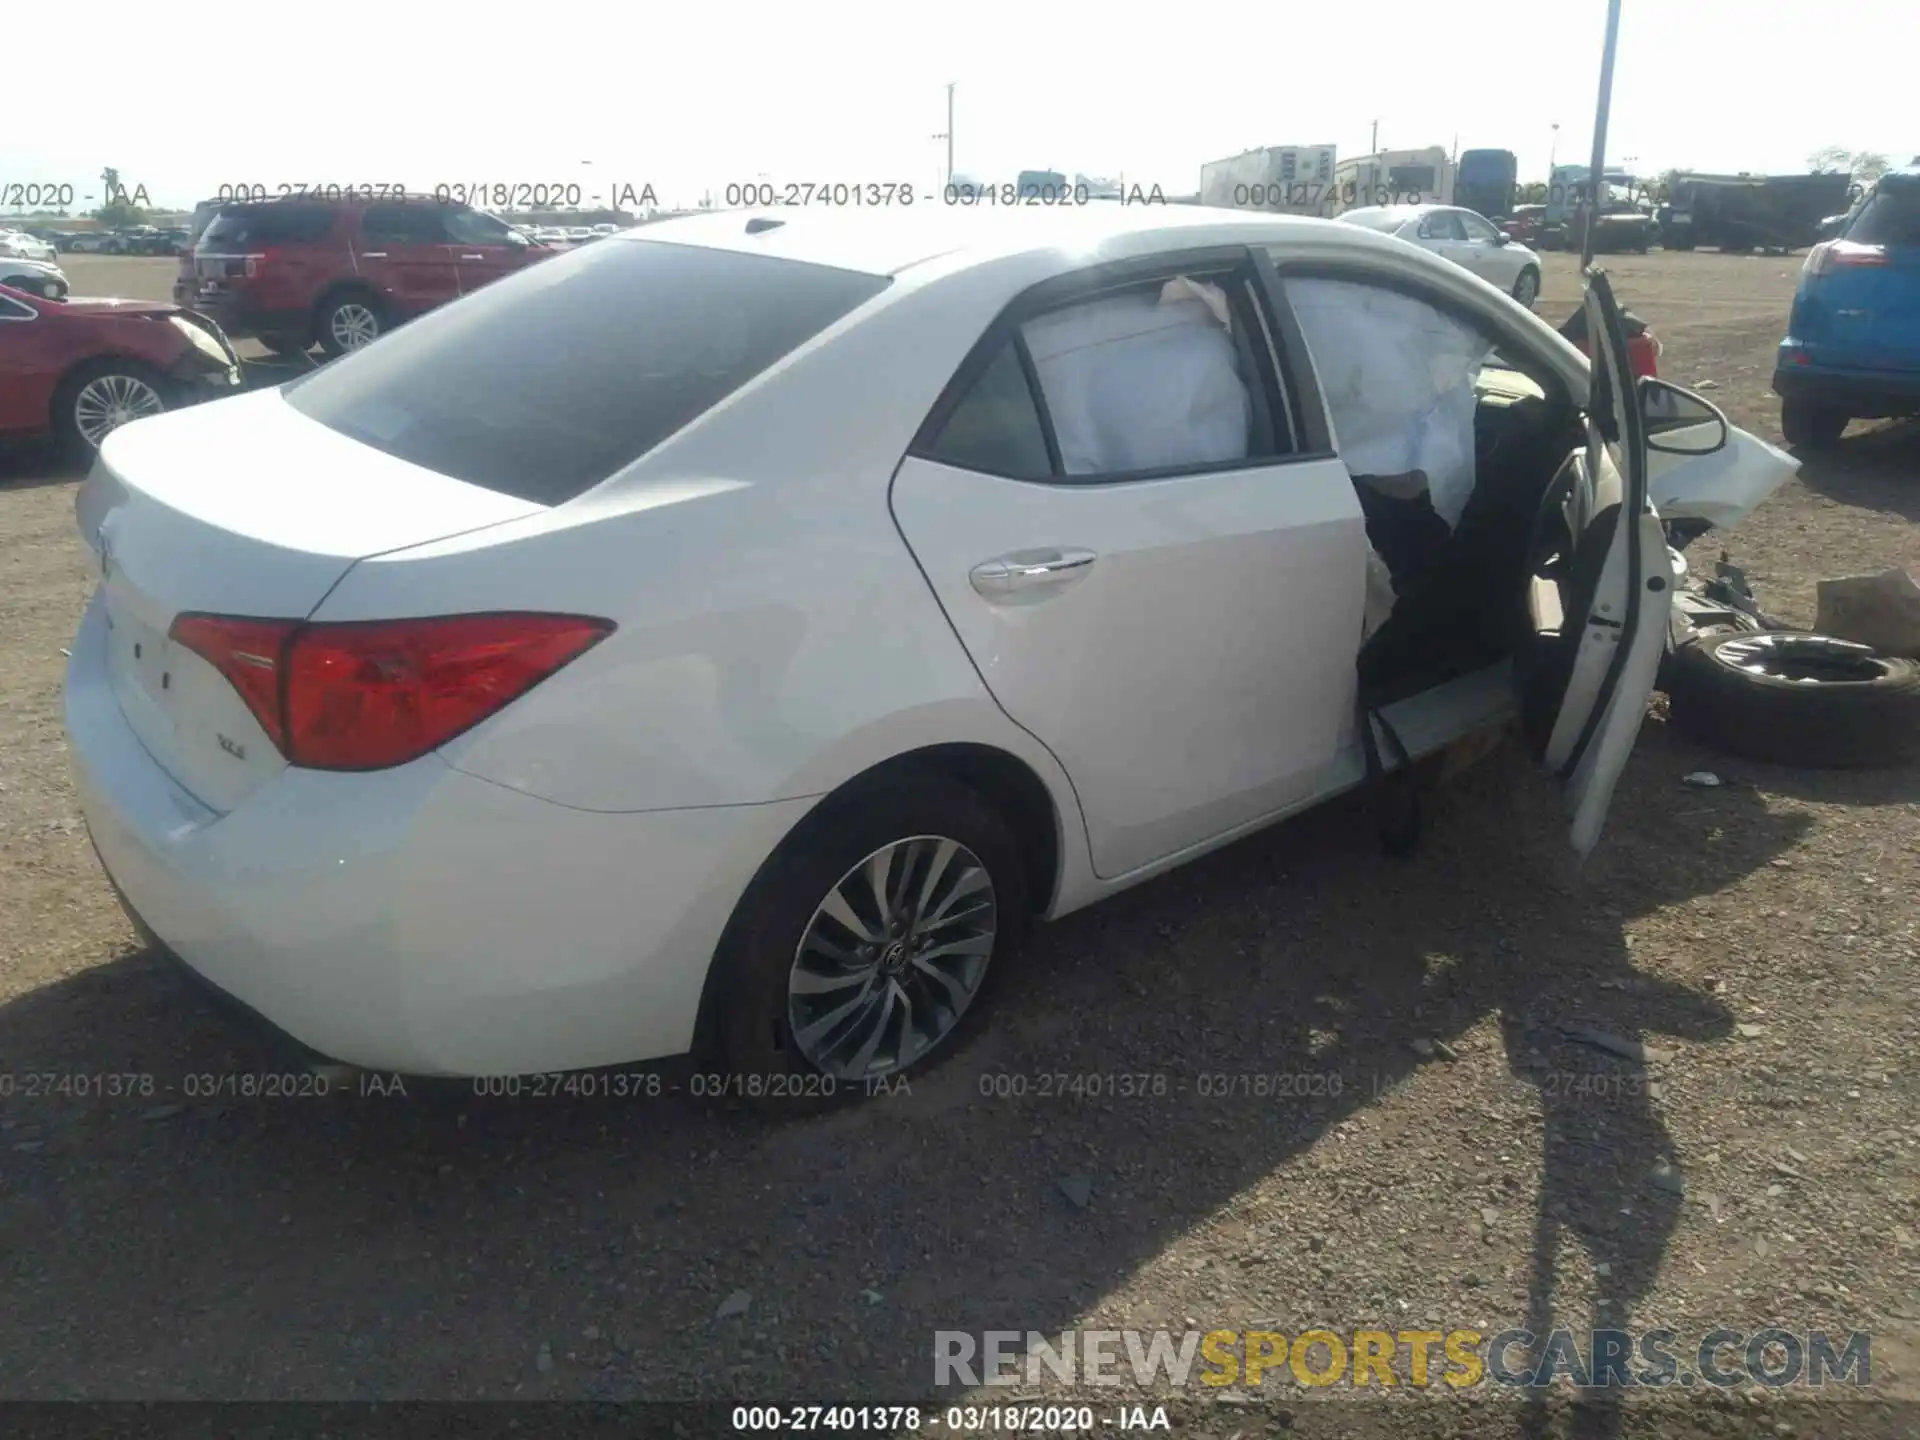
left=1780, top=397, right=1848, bottom=449
left=1666, top=631, right=1920, bottom=769
left=316, top=290, right=385, bottom=357
left=705, top=769, right=1028, bottom=1113
left=53, top=359, right=171, bottom=457
left=1511, top=266, right=1541, bottom=309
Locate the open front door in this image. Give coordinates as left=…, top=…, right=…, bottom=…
left=1523, top=270, right=1674, bottom=858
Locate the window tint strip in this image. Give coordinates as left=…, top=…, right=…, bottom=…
left=1012, top=333, right=1064, bottom=477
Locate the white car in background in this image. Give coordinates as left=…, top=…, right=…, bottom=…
left=66, top=205, right=1791, bottom=1103
left=1340, top=204, right=1544, bottom=308
left=0, top=254, right=71, bottom=299
left=1, top=229, right=58, bottom=263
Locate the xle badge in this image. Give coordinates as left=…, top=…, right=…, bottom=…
left=217, top=734, right=247, bottom=760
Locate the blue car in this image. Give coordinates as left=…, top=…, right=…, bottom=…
left=1774, top=167, right=1920, bottom=448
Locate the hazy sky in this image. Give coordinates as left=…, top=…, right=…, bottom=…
left=7, top=0, right=1912, bottom=211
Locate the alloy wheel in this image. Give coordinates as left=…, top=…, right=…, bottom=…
left=1714, top=633, right=1894, bottom=685
left=330, top=302, right=380, bottom=350
left=73, top=373, right=164, bottom=448
left=786, top=835, right=998, bottom=1081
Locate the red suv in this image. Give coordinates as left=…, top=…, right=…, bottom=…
left=179, top=196, right=556, bottom=357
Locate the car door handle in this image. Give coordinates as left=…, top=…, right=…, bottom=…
left=969, top=548, right=1097, bottom=597
left=460, top=253, right=484, bottom=260
left=359, top=252, right=388, bottom=259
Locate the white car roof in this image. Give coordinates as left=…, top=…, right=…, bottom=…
left=1339, top=204, right=1443, bottom=228
left=612, top=203, right=1423, bottom=278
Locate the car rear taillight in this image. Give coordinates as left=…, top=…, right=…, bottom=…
left=1806, top=240, right=1886, bottom=277
left=242, top=251, right=268, bottom=278
left=169, top=612, right=614, bottom=771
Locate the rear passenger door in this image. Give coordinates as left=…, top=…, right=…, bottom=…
left=889, top=249, right=1369, bottom=880
left=355, top=203, right=461, bottom=318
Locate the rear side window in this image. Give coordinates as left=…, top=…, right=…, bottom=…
left=363, top=204, right=450, bottom=245
left=924, top=345, right=1054, bottom=479
left=923, top=272, right=1286, bottom=483
left=282, top=239, right=890, bottom=503
left=1847, top=185, right=1920, bottom=248
left=200, top=205, right=335, bottom=248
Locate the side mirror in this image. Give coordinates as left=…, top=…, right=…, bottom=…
left=1641, top=377, right=1729, bottom=456
left=1493, top=231, right=1510, bottom=246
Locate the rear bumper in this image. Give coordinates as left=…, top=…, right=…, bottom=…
left=66, top=595, right=815, bottom=1076
left=185, top=294, right=309, bottom=342
left=1773, top=353, right=1920, bottom=417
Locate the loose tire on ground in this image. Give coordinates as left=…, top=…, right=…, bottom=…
left=1780, top=397, right=1848, bottom=449
left=1665, top=631, right=1920, bottom=769
left=705, top=769, right=1028, bottom=1113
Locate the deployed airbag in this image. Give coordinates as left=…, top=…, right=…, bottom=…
left=1287, top=278, right=1492, bottom=529
left=1022, top=281, right=1251, bottom=476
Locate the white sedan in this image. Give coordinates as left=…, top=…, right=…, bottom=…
left=1, top=228, right=58, bottom=263
left=66, top=204, right=1793, bottom=1101
left=1340, top=203, right=1544, bottom=308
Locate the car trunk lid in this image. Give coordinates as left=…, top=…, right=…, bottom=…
left=77, top=389, right=546, bottom=812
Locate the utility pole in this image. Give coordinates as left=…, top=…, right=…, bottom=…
left=1581, top=0, right=1624, bottom=271
left=1370, top=119, right=1379, bottom=155
left=932, top=83, right=955, bottom=187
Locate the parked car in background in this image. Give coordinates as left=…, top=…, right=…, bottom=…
left=171, top=201, right=233, bottom=308
left=63, top=208, right=1787, bottom=1104
left=0, top=256, right=72, bottom=300
left=1774, top=167, right=1920, bottom=447
left=64, top=232, right=111, bottom=254
left=2, top=228, right=59, bottom=262
left=185, top=194, right=558, bottom=357
left=592, top=223, right=620, bottom=235
left=0, top=284, right=242, bottom=453
left=565, top=226, right=595, bottom=242
left=102, top=226, right=163, bottom=255
left=1339, top=203, right=1542, bottom=306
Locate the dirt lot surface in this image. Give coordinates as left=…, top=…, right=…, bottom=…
left=3, top=252, right=1918, bottom=1438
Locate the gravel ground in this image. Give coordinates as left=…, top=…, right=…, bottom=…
left=1, top=252, right=1917, bottom=1439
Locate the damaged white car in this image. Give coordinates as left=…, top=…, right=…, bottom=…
left=68, top=205, right=1797, bottom=1099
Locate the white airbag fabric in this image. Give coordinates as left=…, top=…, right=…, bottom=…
left=1022, top=283, right=1250, bottom=476
left=1287, top=277, right=1491, bottom=529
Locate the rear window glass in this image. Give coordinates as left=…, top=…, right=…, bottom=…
left=200, top=205, right=335, bottom=248
left=282, top=238, right=890, bottom=503
left=1847, top=185, right=1920, bottom=248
